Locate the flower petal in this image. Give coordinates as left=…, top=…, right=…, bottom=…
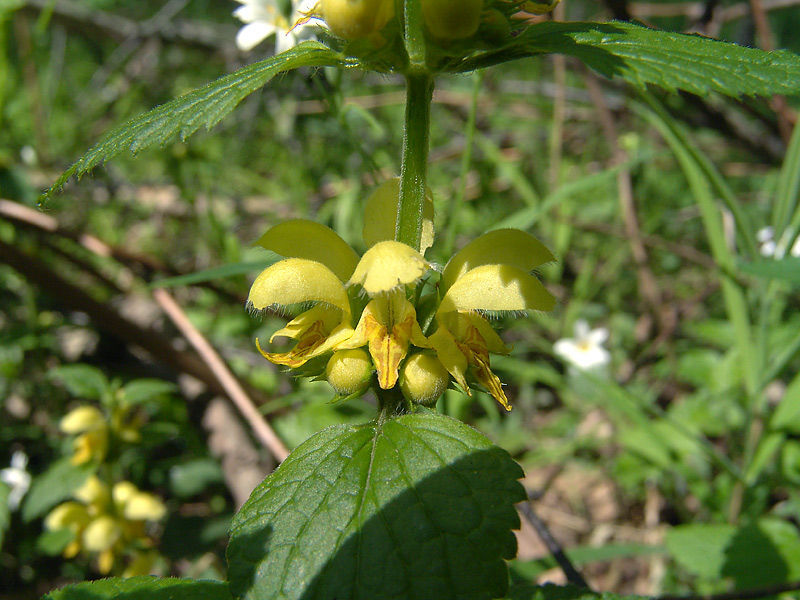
left=362, top=178, right=435, bottom=254
left=254, top=219, right=359, bottom=282
left=347, top=241, right=430, bottom=295
left=428, top=327, right=469, bottom=393
left=440, top=311, right=510, bottom=355
left=235, top=20, right=277, bottom=51
left=248, top=258, right=350, bottom=313
left=441, top=229, right=554, bottom=292
left=339, top=292, right=428, bottom=389
left=439, top=264, right=556, bottom=314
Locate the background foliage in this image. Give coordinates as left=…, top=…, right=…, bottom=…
left=2, top=0, right=800, bottom=598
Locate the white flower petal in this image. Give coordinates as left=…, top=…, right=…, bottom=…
left=236, top=21, right=278, bottom=51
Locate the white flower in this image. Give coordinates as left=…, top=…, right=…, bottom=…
left=0, top=451, right=32, bottom=511
left=233, top=0, right=320, bottom=53
left=554, top=320, right=610, bottom=371
left=757, top=226, right=800, bottom=258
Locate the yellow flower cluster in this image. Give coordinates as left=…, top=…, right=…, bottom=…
left=44, top=475, right=166, bottom=576
left=248, top=178, right=555, bottom=410
left=59, top=404, right=141, bottom=466
left=315, top=0, right=563, bottom=45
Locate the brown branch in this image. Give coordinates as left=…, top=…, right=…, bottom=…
left=0, top=199, right=246, bottom=305
left=153, top=288, right=289, bottom=462
left=0, top=237, right=272, bottom=408
left=19, top=0, right=239, bottom=54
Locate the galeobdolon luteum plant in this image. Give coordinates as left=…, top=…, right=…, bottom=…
left=39, top=1, right=800, bottom=599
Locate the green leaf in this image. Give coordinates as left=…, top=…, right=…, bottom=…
left=738, top=257, right=800, bottom=285
left=463, top=21, right=800, bottom=99
left=42, top=576, right=231, bottom=600
left=48, top=365, right=109, bottom=401
left=664, top=523, right=737, bottom=579
left=121, top=379, right=177, bottom=405
left=22, top=457, right=94, bottom=523
left=36, top=527, right=75, bottom=556
left=771, top=371, right=800, bottom=433
left=227, top=410, right=525, bottom=600
left=40, top=42, right=346, bottom=205
left=0, top=483, right=9, bottom=548
left=169, top=458, right=224, bottom=498
left=149, top=259, right=278, bottom=289
left=721, top=519, right=800, bottom=589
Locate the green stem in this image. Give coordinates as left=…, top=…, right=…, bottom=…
left=397, top=72, right=433, bottom=249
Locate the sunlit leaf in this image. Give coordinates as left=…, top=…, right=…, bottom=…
left=41, top=43, right=346, bottom=205
left=462, top=21, right=800, bottom=99
left=228, top=410, right=525, bottom=600
left=43, top=577, right=231, bottom=600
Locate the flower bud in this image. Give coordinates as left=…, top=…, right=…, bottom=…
left=400, top=352, right=450, bottom=407
left=320, top=0, right=394, bottom=40
left=422, top=0, right=483, bottom=41
left=326, top=349, right=373, bottom=396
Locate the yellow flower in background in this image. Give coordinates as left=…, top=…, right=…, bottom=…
left=60, top=406, right=109, bottom=465
left=59, top=402, right=143, bottom=465
left=44, top=476, right=166, bottom=576
left=248, top=178, right=555, bottom=410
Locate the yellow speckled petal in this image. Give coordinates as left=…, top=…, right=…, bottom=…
left=339, top=293, right=428, bottom=389
left=439, top=264, right=556, bottom=314
left=442, top=229, right=554, bottom=292
left=254, top=220, right=359, bottom=282
left=440, top=311, right=510, bottom=356
left=248, top=258, right=350, bottom=313
left=428, top=327, right=469, bottom=393
left=348, top=241, right=430, bottom=295
left=268, top=305, right=345, bottom=343
left=362, top=178, right=435, bottom=254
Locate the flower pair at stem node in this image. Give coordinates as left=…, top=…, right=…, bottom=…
left=248, top=177, right=556, bottom=411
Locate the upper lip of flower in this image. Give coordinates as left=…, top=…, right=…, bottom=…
left=428, top=228, right=556, bottom=409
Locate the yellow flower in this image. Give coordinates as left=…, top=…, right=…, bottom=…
left=59, top=402, right=143, bottom=464
left=428, top=229, right=555, bottom=410
left=60, top=406, right=109, bottom=465
left=249, top=179, right=556, bottom=410
left=44, top=477, right=165, bottom=575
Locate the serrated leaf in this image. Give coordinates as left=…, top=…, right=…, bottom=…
left=738, top=257, right=800, bottom=285
left=462, top=21, right=800, bottom=99
left=121, top=379, right=177, bottom=405
left=22, top=457, right=94, bottom=523
left=43, top=576, right=231, bottom=600
left=227, top=410, right=525, bottom=600
left=48, top=364, right=109, bottom=401
left=41, top=42, right=346, bottom=204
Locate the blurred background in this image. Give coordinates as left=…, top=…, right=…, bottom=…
left=2, top=0, right=800, bottom=597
